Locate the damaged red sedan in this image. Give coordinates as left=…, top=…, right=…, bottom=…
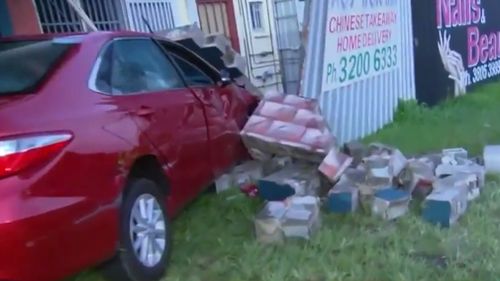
left=0, top=32, right=258, bottom=281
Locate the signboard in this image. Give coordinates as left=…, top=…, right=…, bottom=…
left=436, top=0, right=500, bottom=96
left=322, top=0, right=402, bottom=92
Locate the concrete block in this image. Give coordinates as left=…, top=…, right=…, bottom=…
left=281, top=196, right=321, bottom=240
left=363, top=155, right=391, bottom=180
left=398, top=159, right=435, bottom=193
left=435, top=161, right=485, bottom=188
left=257, top=164, right=320, bottom=201
left=372, top=188, right=411, bottom=220
left=442, top=147, right=468, bottom=160
left=484, top=145, right=500, bottom=173
left=233, top=161, right=264, bottom=186
left=214, top=161, right=263, bottom=193
left=342, top=141, right=367, bottom=167
left=254, top=201, right=287, bottom=244
left=327, top=179, right=359, bottom=213
left=434, top=174, right=480, bottom=201
left=157, top=24, right=206, bottom=50
left=318, top=149, right=353, bottom=182
left=422, top=184, right=468, bottom=227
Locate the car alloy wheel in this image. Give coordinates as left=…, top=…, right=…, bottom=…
left=101, top=179, right=170, bottom=281
left=129, top=194, right=166, bottom=268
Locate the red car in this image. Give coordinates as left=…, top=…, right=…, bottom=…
left=0, top=32, right=258, bottom=281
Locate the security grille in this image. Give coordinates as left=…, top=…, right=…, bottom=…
left=34, top=0, right=122, bottom=33
left=123, top=0, right=175, bottom=32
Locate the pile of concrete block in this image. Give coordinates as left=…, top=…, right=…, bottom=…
left=325, top=144, right=486, bottom=227
left=156, top=24, right=261, bottom=96
left=219, top=92, right=492, bottom=245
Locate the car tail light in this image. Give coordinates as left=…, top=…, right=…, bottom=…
left=0, top=133, right=72, bottom=179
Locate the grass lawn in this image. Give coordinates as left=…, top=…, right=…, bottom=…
left=76, top=83, right=500, bottom=281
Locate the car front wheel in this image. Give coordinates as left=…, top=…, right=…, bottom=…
left=103, top=179, right=170, bottom=281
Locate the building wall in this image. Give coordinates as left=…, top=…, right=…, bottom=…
left=0, top=0, right=13, bottom=36
left=6, top=0, right=40, bottom=35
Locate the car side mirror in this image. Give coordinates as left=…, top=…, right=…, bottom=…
left=220, top=69, right=231, bottom=87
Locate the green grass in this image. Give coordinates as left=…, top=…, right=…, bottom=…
left=76, top=83, right=500, bottom=281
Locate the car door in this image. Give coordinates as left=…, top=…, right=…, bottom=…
left=160, top=41, right=247, bottom=178
left=91, top=37, right=212, bottom=209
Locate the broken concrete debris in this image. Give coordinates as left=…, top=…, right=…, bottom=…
left=372, top=188, right=411, bottom=220
left=215, top=160, right=263, bottom=193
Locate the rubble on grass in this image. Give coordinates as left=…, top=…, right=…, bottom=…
left=236, top=93, right=491, bottom=242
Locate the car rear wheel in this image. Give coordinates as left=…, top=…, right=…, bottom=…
left=102, top=179, right=170, bottom=281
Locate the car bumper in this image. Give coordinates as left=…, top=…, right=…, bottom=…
left=0, top=176, right=90, bottom=281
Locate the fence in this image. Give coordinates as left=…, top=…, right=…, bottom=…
left=301, top=0, right=416, bottom=144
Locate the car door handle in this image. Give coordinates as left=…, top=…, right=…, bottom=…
left=135, top=106, right=155, bottom=116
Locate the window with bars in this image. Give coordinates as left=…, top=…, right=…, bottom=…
left=249, top=1, right=263, bottom=31
left=34, top=0, right=122, bottom=33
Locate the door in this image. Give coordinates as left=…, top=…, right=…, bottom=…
left=197, top=0, right=241, bottom=52
left=236, top=0, right=282, bottom=91
left=161, top=41, right=246, bottom=177
left=92, top=37, right=212, bottom=209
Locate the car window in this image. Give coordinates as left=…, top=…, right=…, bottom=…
left=94, top=38, right=184, bottom=95
left=0, top=40, right=71, bottom=95
left=169, top=53, right=215, bottom=87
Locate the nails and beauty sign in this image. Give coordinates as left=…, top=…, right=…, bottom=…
left=436, top=0, right=500, bottom=95
left=322, top=0, right=402, bottom=92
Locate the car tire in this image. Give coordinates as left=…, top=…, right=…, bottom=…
left=102, top=178, right=171, bottom=281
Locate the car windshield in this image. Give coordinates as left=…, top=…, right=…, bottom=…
left=0, top=40, right=72, bottom=95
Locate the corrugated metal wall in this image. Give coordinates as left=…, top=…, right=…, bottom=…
left=301, top=0, right=416, bottom=144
